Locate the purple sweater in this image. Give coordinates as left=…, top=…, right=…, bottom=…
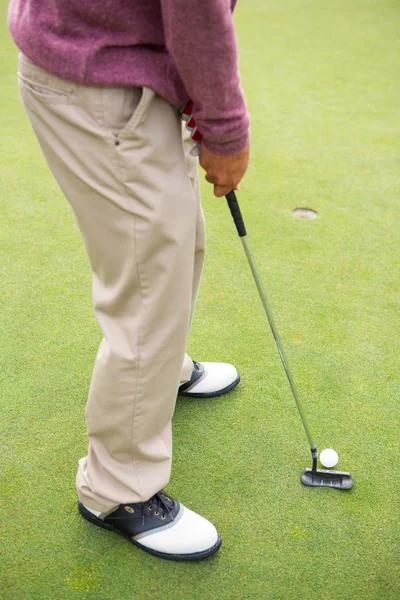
left=8, top=0, right=250, bottom=155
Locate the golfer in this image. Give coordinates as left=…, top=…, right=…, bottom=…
left=8, top=0, right=250, bottom=560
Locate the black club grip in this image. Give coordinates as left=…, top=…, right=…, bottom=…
left=225, top=191, right=247, bottom=237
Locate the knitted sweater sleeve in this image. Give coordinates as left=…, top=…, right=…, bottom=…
left=160, top=0, right=250, bottom=155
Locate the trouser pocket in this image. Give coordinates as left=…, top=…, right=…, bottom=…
left=99, top=86, right=155, bottom=140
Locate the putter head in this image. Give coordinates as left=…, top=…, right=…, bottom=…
left=301, top=468, right=353, bottom=489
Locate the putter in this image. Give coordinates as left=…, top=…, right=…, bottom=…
left=225, top=190, right=353, bottom=490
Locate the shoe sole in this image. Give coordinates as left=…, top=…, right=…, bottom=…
left=179, top=374, right=240, bottom=398
left=78, top=502, right=222, bottom=561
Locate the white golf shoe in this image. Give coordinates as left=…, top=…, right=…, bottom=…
left=178, top=361, right=240, bottom=398
left=79, top=490, right=221, bottom=561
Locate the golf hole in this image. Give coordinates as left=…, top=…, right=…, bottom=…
left=291, top=208, right=318, bottom=220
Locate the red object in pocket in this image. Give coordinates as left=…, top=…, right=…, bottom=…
left=191, top=128, right=202, bottom=142
left=181, top=100, right=203, bottom=147
left=181, top=100, right=193, bottom=121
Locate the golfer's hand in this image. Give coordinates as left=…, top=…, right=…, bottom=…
left=199, top=144, right=250, bottom=198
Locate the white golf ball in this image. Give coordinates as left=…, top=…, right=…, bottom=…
left=320, top=448, right=339, bottom=468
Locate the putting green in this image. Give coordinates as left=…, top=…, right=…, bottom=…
left=1, top=1, right=399, bottom=598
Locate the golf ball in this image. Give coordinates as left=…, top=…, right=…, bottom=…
left=320, top=448, right=339, bottom=468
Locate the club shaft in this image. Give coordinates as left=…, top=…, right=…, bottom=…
left=240, top=235, right=316, bottom=450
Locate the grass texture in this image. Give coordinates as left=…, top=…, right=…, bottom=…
left=1, top=1, right=400, bottom=598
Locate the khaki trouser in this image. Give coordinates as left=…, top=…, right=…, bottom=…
left=18, top=54, right=205, bottom=512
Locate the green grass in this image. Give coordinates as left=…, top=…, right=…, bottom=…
left=1, top=1, right=400, bottom=598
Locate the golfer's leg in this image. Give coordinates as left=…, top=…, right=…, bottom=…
left=178, top=125, right=240, bottom=397
left=77, top=93, right=200, bottom=511
left=18, top=55, right=198, bottom=512
left=180, top=127, right=206, bottom=384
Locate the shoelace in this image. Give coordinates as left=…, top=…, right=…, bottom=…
left=143, top=491, right=174, bottom=524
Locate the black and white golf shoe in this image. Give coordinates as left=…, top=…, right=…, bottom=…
left=79, top=490, right=221, bottom=561
left=178, top=361, right=240, bottom=398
